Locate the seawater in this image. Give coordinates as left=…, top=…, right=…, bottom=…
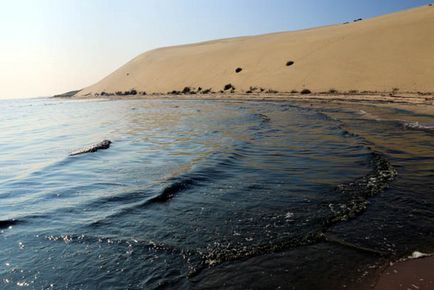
left=0, top=98, right=433, bottom=289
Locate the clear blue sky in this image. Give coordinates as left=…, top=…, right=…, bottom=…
left=0, top=0, right=432, bottom=98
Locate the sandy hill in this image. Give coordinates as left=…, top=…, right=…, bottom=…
left=77, top=4, right=434, bottom=96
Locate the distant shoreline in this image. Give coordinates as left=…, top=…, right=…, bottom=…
left=57, top=92, right=434, bottom=113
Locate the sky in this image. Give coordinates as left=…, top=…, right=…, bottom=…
left=0, top=0, right=432, bottom=99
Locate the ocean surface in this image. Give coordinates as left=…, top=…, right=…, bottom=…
left=0, top=98, right=433, bottom=289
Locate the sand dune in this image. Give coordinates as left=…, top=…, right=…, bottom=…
left=77, top=4, right=434, bottom=96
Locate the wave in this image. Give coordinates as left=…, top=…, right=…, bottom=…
left=145, top=143, right=248, bottom=205
left=324, top=152, right=397, bottom=225
left=86, top=104, right=398, bottom=272
left=0, top=219, right=20, bottom=229
left=86, top=143, right=249, bottom=228
left=403, top=121, right=434, bottom=130
left=357, top=109, right=434, bottom=132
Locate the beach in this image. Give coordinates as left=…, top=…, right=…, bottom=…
left=2, top=1, right=433, bottom=288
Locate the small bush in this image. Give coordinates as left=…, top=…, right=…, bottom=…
left=182, top=87, right=191, bottom=94
left=224, top=84, right=234, bottom=91
left=301, top=89, right=312, bottom=94
left=197, top=87, right=202, bottom=92
left=290, top=90, right=299, bottom=94
left=286, top=61, right=295, bottom=66
left=130, top=89, right=137, bottom=95
left=246, top=90, right=252, bottom=94
left=235, top=67, right=243, bottom=73
left=349, top=90, right=358, bottom=94
left=249, top=86, right=258, bottom=91
left=202, top=89, right=211, bottom=94
left=328, top=89, right=338, bottom=94
left=353, top=18, right=363, bottom=22
left=266, top=89, right=278, bottom=94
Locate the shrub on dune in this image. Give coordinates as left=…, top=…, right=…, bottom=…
left=224, top=84, right=234, bottom=91
left=182, top=87, right=191, bottom=94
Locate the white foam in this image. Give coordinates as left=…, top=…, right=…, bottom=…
left=408, top=251, right=431, bottom=259
left=404, top=121, right=434, bottom=130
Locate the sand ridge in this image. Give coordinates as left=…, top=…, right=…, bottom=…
left=76, top=4, right=434, bottom=97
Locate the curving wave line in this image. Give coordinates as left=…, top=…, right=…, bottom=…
left=0, top=219, right=20, bottom=229
left=145, top=143, right=248, bottom=205
left=86, top=142, right=251, bottom=227
left=194, top=151, right=397, bottom=269
left=19, top=104, right=400, bottom=277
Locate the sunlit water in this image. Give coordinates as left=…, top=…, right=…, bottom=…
left=0, top=98, right=433, bottom=289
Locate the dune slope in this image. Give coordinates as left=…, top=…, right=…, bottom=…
left=78, top=5, right=434, bottom=96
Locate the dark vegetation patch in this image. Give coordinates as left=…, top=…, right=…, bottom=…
left=328, top=88, right=339, bottom=94
left=114, top=89, right=139, bottom=96
left=290, top=90, right=299, bottom=94
left=265, top=89, right=278, bottom=94
left=235, top=67, right=243, bottom=73
left=286, top=60, right=295, bottom=66
left=301, top=89, right=312, bottom=95
left=224, top=84, right=234, bottom=91
left=182, top=87, right=191, bottom=94
left=353, top=18, right=363, bottom=22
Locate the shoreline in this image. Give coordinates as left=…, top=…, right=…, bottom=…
left=373, top=254, right=434, bottom=290
left=65, top=92, right=434, bottom=116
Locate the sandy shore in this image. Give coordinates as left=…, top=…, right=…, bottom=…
left=70, top=92, right=434, bottom=116
left=374, top=255, right=434, bottom=290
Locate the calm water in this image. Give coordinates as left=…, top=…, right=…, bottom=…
left=0, top=98, right=433, bottom=289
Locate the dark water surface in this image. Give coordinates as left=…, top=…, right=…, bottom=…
left=0, top=98, right=433, bottom=289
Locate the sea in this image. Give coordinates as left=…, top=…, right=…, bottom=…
left=0, top=97, right=433, bottom=289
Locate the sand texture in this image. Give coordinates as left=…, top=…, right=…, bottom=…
left=77, top=4, right=434, bottom=97
left=374, top=256, right=434, bottom=290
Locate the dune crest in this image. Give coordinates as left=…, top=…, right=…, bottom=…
left=78, top=5, right=434, bottom=96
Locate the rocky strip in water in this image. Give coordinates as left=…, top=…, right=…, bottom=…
left=70, top=140, right=112, bottom=156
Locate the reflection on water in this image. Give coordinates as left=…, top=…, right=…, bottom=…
left=0, top=98, right=433, bottom=289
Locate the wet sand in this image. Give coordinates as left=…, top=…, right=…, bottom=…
left=374, top=256, right=434, bottom=290
left=71, top=92, right=434, bottom=116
